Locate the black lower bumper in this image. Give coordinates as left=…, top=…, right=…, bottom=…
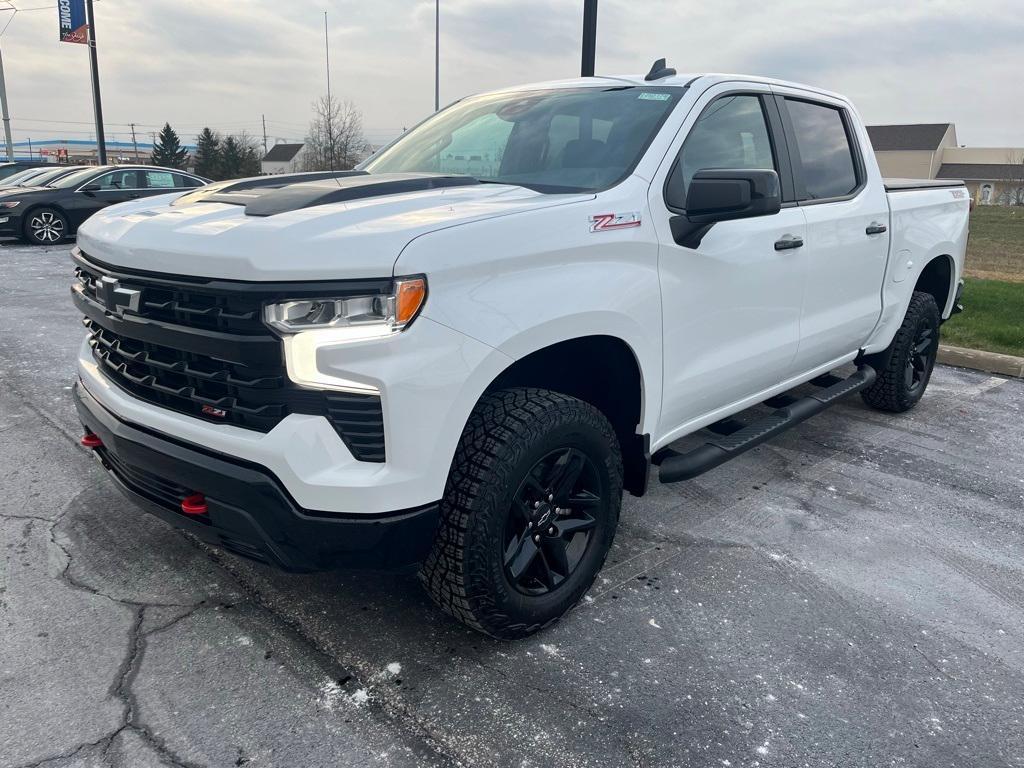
left=73, top=381, right=439, bottom=572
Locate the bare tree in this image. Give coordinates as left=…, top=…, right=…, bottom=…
left=1007, top=151, right=1024, bottom=206
left=301, top=95, right=370, bottom=171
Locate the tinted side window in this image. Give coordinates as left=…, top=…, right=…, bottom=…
left=177, top=175, right=203, bottom=188
left=676, top=95, right=776, bottom=192
left=94, top=170, right=140, bottom=189
left=784, top=99, right=858, bottom=200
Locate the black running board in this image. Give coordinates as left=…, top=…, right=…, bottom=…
left=656, top=365, right=876, bottom=484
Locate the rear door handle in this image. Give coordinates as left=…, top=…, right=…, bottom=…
left=774, top=235, right=804, bottom=251
left=865, top=222, right=887, bottom=235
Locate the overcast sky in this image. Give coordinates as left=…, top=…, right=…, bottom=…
left=7, top=0, right=1023, bottom=149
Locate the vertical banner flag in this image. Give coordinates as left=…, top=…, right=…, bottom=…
left=58, top=0, right=89, bottom=45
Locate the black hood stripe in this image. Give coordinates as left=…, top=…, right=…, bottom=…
left=171, top=172, right=481, bottom=217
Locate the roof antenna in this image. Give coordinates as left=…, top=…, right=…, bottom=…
left=644, top=58, right=676, bottom=82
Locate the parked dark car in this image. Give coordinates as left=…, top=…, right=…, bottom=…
left=0, top=165, right=209, bottom=245
left=0, top=161, right=51, bottom=181
left=0, top=165, right=87, bottom=191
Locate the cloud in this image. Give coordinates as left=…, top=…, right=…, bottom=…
left=2, top=0, right=1020, bottom=148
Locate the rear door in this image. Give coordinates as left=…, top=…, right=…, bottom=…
left=649, top=84, right=809, bottom=436
left=774, top=90, right=890, bottom=370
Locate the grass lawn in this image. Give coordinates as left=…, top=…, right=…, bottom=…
left=965, top=206, right=1024, bottom=282
left=941, top=278, right=1024, bottom=357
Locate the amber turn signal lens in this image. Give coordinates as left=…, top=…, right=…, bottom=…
left=395, top=278, right=426, bottom=326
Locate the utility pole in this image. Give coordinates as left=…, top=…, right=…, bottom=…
left=434, top=0, right=439, bottom=111
left=0, top=46, right=13, bottom=162
left=581, top=0, right=597, bottom=77
left=85, top=0, right=106, bottom=163
left=261, top=114, right=268, bottom=157
left=129, top=122, right=138, bottom=162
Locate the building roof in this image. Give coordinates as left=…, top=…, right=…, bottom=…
left=263, top=143, right=304, bottom=162
left=937, top=163, right=1024, bottom=182
left=866, top=123, right=951, bottom=151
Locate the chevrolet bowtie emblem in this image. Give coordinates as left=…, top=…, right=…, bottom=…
left=97, top=275, right=141, bottom=316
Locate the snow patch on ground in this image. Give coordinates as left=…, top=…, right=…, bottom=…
left=385, top=662, right=402, bottom=676
left=539, top=644, right=560, bottom=657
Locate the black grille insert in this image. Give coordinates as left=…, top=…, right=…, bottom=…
left=74, top=251, right=387, bottom=462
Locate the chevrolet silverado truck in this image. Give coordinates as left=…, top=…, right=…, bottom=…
left=71, top=63, right=969, bottom=639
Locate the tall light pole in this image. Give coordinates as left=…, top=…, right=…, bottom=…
left=85, top=0, right=106, bottom=163
left=434, top=0, right=439, bottom=112
left=581, top=0, right=597, bottom=77
left=0, top=45, right=13, bottom=161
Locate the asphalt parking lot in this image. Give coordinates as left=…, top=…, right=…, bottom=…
left=2, top=242, right=1023, bottom=768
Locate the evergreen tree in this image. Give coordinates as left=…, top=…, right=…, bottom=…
left=194, top=127, right=222, bottom=180
left=218, top=133, right=262, bottom=180
left=219, top=135, right=242, bottom=179
left=150, top=122, right=189, bottom=169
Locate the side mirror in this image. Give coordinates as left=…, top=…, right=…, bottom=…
left=667, top=168, right=781, bottom=248
left=80, top=183, right=101, bottom=194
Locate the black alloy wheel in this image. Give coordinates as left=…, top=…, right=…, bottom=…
left=503, top=447, right=602, bottom=596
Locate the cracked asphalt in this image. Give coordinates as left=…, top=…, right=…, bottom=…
left=2, top=242, right=1023, bottom=768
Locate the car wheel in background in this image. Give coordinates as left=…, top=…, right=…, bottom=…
left=24, top=207, right=68, bottom=245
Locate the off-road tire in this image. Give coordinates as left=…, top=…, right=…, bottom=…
left=420, top=388, right=623, bottom=639
left=861, top=291, right=941, bottom=413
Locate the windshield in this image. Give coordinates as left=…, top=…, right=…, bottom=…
left=363, top=86, right=683, bottom=193
left=48, top=167, right=104, bottom=188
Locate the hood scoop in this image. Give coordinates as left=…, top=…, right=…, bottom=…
left=242, top=173, right=480, bottom=217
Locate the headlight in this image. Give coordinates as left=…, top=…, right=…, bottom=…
left=0, top=201, right=21, bottom=209
left=263, top=276, right=427, bottom=337
left=266, top=276, right=427, bottom=393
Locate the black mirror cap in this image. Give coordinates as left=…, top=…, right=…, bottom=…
left=683, top=169, right=781, bottom=223
left=81, top=183, right=101, bottom=192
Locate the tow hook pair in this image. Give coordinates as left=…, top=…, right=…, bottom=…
left=80, top=431, right=208, bottom=516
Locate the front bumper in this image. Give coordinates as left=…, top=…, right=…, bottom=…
left=74, top=381, right=440, bottom=571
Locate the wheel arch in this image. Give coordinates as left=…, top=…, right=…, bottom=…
left=914, top=253, right=956, bottom=317
left=482, top=334, right=650, bottom=497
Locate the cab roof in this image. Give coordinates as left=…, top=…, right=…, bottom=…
left=484, top=72, right=846, bottom=102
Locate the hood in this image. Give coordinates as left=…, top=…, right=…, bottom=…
left=77, top=176, right=593, bottom=280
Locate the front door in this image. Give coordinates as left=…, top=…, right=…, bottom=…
left=70, top=169, right=143, bottom=229
left=649, top=86, right=808, bottom=439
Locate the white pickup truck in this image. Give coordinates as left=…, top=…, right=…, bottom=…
left=72, top=64, right=969, bottom=638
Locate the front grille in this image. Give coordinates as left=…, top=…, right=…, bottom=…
left=73, top=251, right=388, bottom=462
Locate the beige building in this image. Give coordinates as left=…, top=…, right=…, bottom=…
left=867, top=124, right=1024, bottom=205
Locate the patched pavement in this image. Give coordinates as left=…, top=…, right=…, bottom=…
left=2, top=243, right=1023, bottom=768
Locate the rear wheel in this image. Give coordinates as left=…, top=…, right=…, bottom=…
left=420, top=388, right=622, bottom=639
left=861, top=291, right=941, bottom=413
left=24, top=207, right=68, bottom=245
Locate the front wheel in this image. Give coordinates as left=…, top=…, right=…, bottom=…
left=861, top=291, right=941, bottom=413
left=420, top=388, right=622, bottom=639
left=24, top=207, right=69, bottom=245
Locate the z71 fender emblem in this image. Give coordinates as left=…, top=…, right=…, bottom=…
left=589, top=211, right=641, bottom=232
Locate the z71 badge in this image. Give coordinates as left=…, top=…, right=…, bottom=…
left=589, top=211, right=642, bottom=232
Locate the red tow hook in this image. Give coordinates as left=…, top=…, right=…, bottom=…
left=81, top=432, right=103, bottom=449
left=180, top=493, right=208, bottom=516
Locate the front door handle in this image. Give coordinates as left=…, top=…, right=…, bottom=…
left=865, top=222, right=887, bottom=235
left=774, top=235, right=804, bottom=251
